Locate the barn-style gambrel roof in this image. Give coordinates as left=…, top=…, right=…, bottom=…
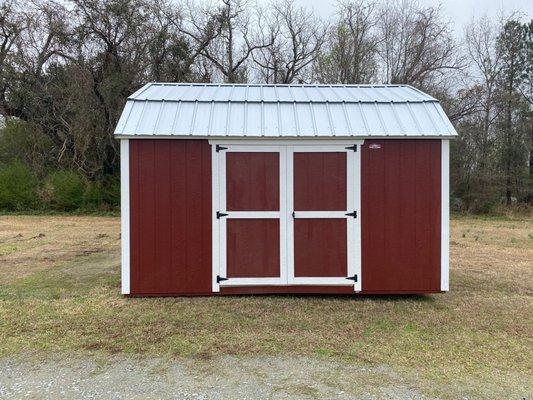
left=114, top=83, right=457, bottom=138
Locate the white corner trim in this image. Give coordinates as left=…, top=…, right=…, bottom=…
left=211, top=143, right=221, bottom=292
left=120, top=139, right=130, bottom=294
left=353, top=144, right=362, bottom=292
left=441, top=140, right=450, bottom=291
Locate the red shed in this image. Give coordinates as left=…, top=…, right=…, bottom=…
left=115, top=83, right=455, bottom=296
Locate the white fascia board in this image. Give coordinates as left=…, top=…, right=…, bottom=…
left=114, top=134, right=455, bottom=140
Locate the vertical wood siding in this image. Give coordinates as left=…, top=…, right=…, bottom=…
left=361, top=139, right=441, bottom=292
left=129, top=139, right=212, bottom=295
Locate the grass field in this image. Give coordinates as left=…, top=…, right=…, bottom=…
left=0, top=215, right=531, bottom=399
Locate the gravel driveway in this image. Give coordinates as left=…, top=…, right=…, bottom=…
left=0, top=354, right=433, bottom=400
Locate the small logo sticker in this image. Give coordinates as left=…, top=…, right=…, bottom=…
left=369, top=143, right=381, bottom=149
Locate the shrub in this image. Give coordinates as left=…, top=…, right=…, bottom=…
left=44, top=170, right=86, bottom=211
left=0, top=119, right=53, bottom=169
left=84, top=181, right=103, bottom=210
left=84, top=173, right=120, bottom=210
left=100, top=173, right=120, bottom=207
left=0, top=161, right=37, bottom=210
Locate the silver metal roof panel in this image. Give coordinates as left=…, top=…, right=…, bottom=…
left=115, top=83, right=457, bottom=138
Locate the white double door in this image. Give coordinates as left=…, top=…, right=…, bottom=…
left=211, top=142, right=362, bottom=292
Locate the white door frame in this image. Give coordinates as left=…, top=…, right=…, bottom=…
left=211, top=140, right=363, bottom=292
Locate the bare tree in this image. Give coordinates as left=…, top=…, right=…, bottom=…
left=377, top=0, right=460, bottom=88
left=0, top=0, right=26, bottom=117
left=0, top=0, right=71, bottom=134
left=466, top=16, right=502, bottom=132
left=0, top=0, right=530, bottom=211
left=315, top=0, right=378, bottom=84
left=461, top=15, right=502, bottom=193
left=147, top=6, right=204, bottom=82
left=253, top=0, right=325, bottom=84
left=450, top=16, right=532, bottom=210
left=495, top=19, right=530, bottom=205
left=179, top=0, right=273, bottom=83
left=157, top=0, right=222, bottom=81
left=71, top=0, right=157, bottom=173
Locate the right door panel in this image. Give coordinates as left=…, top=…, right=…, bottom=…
left=288, top=146, right=361, bottom=290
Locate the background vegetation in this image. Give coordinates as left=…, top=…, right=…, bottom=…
left=0, top=0, right=531, bottom=213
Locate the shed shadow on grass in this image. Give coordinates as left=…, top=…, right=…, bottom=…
left=213, top=293, right=436, bottom=303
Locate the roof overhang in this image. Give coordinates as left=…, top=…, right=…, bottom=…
left=114, top=83, right=458, bottom=139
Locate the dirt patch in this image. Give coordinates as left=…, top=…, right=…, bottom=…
left=0, top=354, right=447, bottom=400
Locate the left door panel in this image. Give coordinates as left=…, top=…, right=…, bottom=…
left=214, top=146, right=287, bottom=289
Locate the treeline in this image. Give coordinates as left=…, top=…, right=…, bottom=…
left=0, top=0, right=531, bottom=213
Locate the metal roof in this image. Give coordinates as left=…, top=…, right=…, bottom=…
left=114, top=83, right=457, bottom=138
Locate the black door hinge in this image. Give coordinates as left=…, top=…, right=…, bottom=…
left=216, top=145, right=228, bottom=152
left=216, top=211, right=228, bottom=219
left=292, top=211, right=295, bottom=218
left=345, top=145, right=357, bottom=152
left=345, top=211, right=357, bottom=218
left=217, top=275, right=228, bottom=283
left=346, top=274, right=358, bottom=282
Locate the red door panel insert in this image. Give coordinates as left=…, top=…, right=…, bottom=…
left=226, top=152, right=279, bottom=211
left=227, top=219, right=280, bottom=278
left=294, top=152, right=346, bottom=211
left=294, top=219, right=347, bottom=277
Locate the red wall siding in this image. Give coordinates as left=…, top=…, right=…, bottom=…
left=129, top=139, right=212, bottom=295
left=128, top=138, right=442, bottom=296
left=361, top=139, right=441, bottom=292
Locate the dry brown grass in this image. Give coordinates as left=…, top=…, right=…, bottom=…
left=0, top=214, right=532, bottom=399
left=0, top=215, right=119, bottom=284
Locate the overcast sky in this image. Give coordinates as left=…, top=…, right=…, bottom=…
left=278, top=0, right=532, bottom=38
